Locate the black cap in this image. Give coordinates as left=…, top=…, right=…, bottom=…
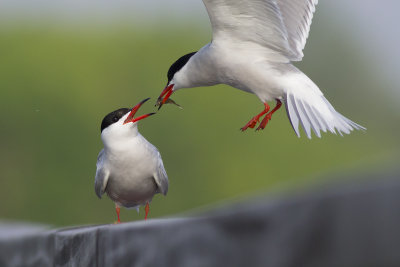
left=100, top=108, right=130, bottom=133
left=167, top=52, right=197, bottom=83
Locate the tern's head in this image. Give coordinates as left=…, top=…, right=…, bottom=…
left=156, top=52, right=197, bottom=109
left=100, top=98, right=155, bottom=145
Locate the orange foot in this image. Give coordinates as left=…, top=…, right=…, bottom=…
left=240, top=116, right=260, bottom=131
left=144, top=202, right=150, bottom=220
left=256, top=100, right=282, bottom=131
left=241, top=103, right=270, bottom=131
left=115, top=205, right=121, bottom=224
left=256, top=113, right=272, bottom=131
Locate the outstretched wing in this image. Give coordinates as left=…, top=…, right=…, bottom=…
left=94, top=149, right=110, bottom=199
left=202, top=0, right=318, bottom=61
left=276, top=0, right=319, bottom=61
left=153, top=152, right=169, bottom=195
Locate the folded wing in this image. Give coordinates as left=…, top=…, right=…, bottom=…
left=94, top=149, right=110, bottom=199
left=153, top=152, right=169, bottom=195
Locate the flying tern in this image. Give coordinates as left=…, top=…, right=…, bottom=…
left=156, top=0, right=365, bottom=138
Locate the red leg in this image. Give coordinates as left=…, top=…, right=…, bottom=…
left=144, top=202, right=150, bottom=220
left=256, top=100, right=282, bottom=131
left=115, top=205, right=121, bottom=224
left=241, top=103, right=270, bottom=131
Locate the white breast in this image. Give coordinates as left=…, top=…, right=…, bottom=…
left=103, top=135, right=159, bottom=208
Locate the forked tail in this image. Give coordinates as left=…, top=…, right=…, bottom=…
left=284, top=78, right=365, bottom=139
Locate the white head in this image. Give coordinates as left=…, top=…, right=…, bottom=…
left=100, top=98, right=155, bottom=149
left=156, top=52, right=197, bottom=109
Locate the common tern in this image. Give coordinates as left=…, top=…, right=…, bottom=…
left=156, top=0, right=365, bottom=138
left=95, top=98, right=168, bottom=222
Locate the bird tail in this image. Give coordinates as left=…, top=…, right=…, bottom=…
left=283, top=73, right=365, bottom=139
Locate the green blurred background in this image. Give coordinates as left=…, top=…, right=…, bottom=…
left=0, top=1, right=399, bottom=226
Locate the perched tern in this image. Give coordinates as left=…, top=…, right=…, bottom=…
left=156, top=0, right=365, bottom=138
left=95, top=98, right=168, bottom=222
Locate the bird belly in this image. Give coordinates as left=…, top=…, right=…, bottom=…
left=206, top=41, right=286, bottom=102
left=223, top=62, right=285, bottom=102
left=106, top=174, right=157, bottom=208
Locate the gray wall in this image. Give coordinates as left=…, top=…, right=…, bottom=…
left=1, top=172, right=400, bottom=267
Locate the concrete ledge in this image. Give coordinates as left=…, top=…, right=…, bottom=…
left=1, top=172, right=400, bottom=267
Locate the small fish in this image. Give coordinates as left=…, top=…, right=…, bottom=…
left=164, top=98, right=183, bottom=109
left=155, top=98, right=183, bottom=110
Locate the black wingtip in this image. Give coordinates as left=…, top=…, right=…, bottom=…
left=140, top=97, right=151, bottom=104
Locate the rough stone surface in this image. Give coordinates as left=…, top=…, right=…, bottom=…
left=1, top=172, right=400, bottom=267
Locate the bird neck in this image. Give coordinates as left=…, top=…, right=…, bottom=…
left=174, top=44, right=220, bottom=89
left=102, top=126, right=140, bottom=152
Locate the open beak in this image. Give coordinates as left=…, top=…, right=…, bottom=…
left=123, top=98, right=156, bottom=124
left=156, top=84, right=174, bottom=110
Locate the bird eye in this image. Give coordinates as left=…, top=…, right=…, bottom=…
left=113, top=116, right=118, bottom=122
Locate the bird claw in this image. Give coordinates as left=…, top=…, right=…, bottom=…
left=240, top=117, right=259, bottom=131
left=256, top=114, right=272, bottom=131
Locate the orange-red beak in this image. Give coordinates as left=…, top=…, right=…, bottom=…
left=123, top=98, right=155, bottom=124
left=156, top=84, right=174, bottom=110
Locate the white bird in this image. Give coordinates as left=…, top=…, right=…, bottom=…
left=95, top=98, right=168, bottom=222
left=156, top=0, right=365, bottom=138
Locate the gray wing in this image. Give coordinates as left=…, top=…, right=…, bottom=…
left=94, top=149, right=110, bottom=199
left=153, top=152, right=169, bottom=195
left=202, top=0, right=318, bottom=61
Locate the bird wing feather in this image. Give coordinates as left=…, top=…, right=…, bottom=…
left=153, top=152, right=169, bottom=196
left=202, top=0, right=318, bottom=61
left=275, top=0, right=318, bottom=61
left=94, top=149, right=110, bottom=199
